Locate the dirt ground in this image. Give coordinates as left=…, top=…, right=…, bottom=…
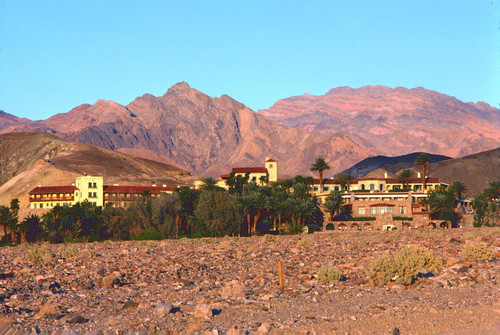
left=1, top=228, right=499, bottom=334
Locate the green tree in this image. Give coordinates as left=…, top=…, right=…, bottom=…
left=449, top=180, right=467, bottom=202
left=226, top=172, right=250, bottom=195
left=471, top=195, right=488, bottom=227
left=324, top=191, right=344, bottom=220
left=397, top=169, right=412, bottom=190
left=10, top=198, right=20, bottom=217
left=200, top=177, right=224, bottom=192
left=336, top=173, right=354, bottom=192
left=427, top=188, right=456, bottom=224
left=191, top=190, right=242, bottom=237
left=311, top=158, right=331, bottom=193
left=0, top=205, right=17, bottom=243
left=19, top=214, right=42, bottom=243
left=414, top=153, right=431, bottom=191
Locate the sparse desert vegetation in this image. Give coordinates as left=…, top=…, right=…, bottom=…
left=0, top=228, right=498, bottom=334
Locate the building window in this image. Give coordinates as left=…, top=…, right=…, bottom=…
left=358, top=207, right=366, bottom=215
left=334, top=186, right=339, bottom=191
left=251, top=176, right=257, bottom=182
left=40, top=204, right=43, bottom=208
left=400, top=207, right=406, bottom=214
left=370, top=206, right=395, bottom=215
left=269, top=164, right=273, bottom=168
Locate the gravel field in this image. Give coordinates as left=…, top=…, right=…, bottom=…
left=1, top=228, right=499, bottom=334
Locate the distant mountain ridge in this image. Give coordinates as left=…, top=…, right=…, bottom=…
left=0, top=83, right=371, bottom=177
left=1, top=83, right=499, bottom=178
left=259, top=85, right=500, bottom=158
left=341, top=152, right=452, bottom=178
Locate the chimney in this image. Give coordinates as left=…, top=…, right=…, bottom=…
left=113, top=183, right=119, bottom=186
left=162, top=184, right=167, bottom=187
left=384, top=172, right=388, bottom=178
left=417, top=172, right=421, bottom=178
left=152, top=184, right=157, bottom=187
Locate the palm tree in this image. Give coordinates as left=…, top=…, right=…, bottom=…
left=336, top=173, right=355, bottom=192
left=200, top=177, right=223, bottom=192
left=324, top=191, right=344, bottom=220
left=10, top=198, right=20, bottom=217
left=449, top=181, right=467, bottom=202
left=19, top=214, right=41, bottom=243
left=311, top=158, right=330, bottom=193
left=398, top=169, right=412, bottom=190
left=0, top=206, right=18, bottom=243
left=414, top=153, right=431, bottom=191
left=427, top=189, right=456, bottom=223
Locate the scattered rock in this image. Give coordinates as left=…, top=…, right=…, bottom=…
left=67, top=314, right=88, bottom=324
left=101, top=275, right=120, bottom=289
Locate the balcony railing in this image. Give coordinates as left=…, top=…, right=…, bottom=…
left=30, top=196, right=74, bottom=202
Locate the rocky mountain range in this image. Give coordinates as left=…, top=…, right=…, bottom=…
left=0, top=133, right=193, bottom=211
left=1, top=83, right=499, bottom=179
left=0, top=83, right=370, bottom=177
left=259, top=86, right=500, bottom=158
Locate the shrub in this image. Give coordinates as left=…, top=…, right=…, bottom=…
left=366, top=245, right=442, bottom=286
left=306, top=225, right=318, bottom=233
left=333, top=217, right=376, bottom=221
left=26, top=245, right=56, bottom=264
left=262, top=234, right=276, bottom=243
left=60, top=245, right=79, bottom=258
left=325, top=223, right=335, bottom=230
left=392, top=216, right=413, bottom=221
left=318, top=267, right=345, bottom=282
left=134, top=229, right=163, bottom=241
left=138, top=240, right=158, bottom=247
left=297, top=236, right=313, bottom=246
left=461, top=241, right=495, bottom=262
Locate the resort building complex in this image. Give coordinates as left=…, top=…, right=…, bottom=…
left=29, top=176, right=176, bottom=209
left=29, top=158, right=460, bottom=229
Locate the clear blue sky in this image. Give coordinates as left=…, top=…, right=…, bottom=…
left=1, top=1, right=499, bottom=120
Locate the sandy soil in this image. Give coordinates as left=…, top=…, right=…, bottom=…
left=0, top=228, right=499, bottom=334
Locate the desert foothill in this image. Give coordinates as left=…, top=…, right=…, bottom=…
left=1, top=2, right=499, bottom=334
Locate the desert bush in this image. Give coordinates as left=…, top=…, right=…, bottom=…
left=306, top=225, right=318, bottom=233
left=325, top=223, right=335, bottom=230
left=461, top=241, right=495, bottom=262
left=60, top=245, right=79, bottom=258
left=26, top=245, right=55, bottom=264
left=134, top=229, right=163, bottom=241
left=366, top=245, right=442, bottom=286
left=138, top=240, right=158, bottom=247
left=297, top=236, right=313, bottom=246
left=262, top=234, right=276, bottom=243
left=318, top=267, right=345, bottom=282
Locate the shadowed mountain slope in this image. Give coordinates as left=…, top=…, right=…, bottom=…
left=341, top=152, right=452, bottom=177
left=0, top=133, right=193, bottom=210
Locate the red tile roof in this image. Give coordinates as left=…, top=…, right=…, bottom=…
left=265, top=159, right=277, bottom=162
left=29, top=186, right=79, bottom=195
left=385, top=177, right=441, bottom=183
left=104, top=185, right=176, bottom=194
left=231, top=167, right=268, bottom=174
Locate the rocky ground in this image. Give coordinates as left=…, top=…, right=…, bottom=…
left=1, top=228, right=499, bottom=334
